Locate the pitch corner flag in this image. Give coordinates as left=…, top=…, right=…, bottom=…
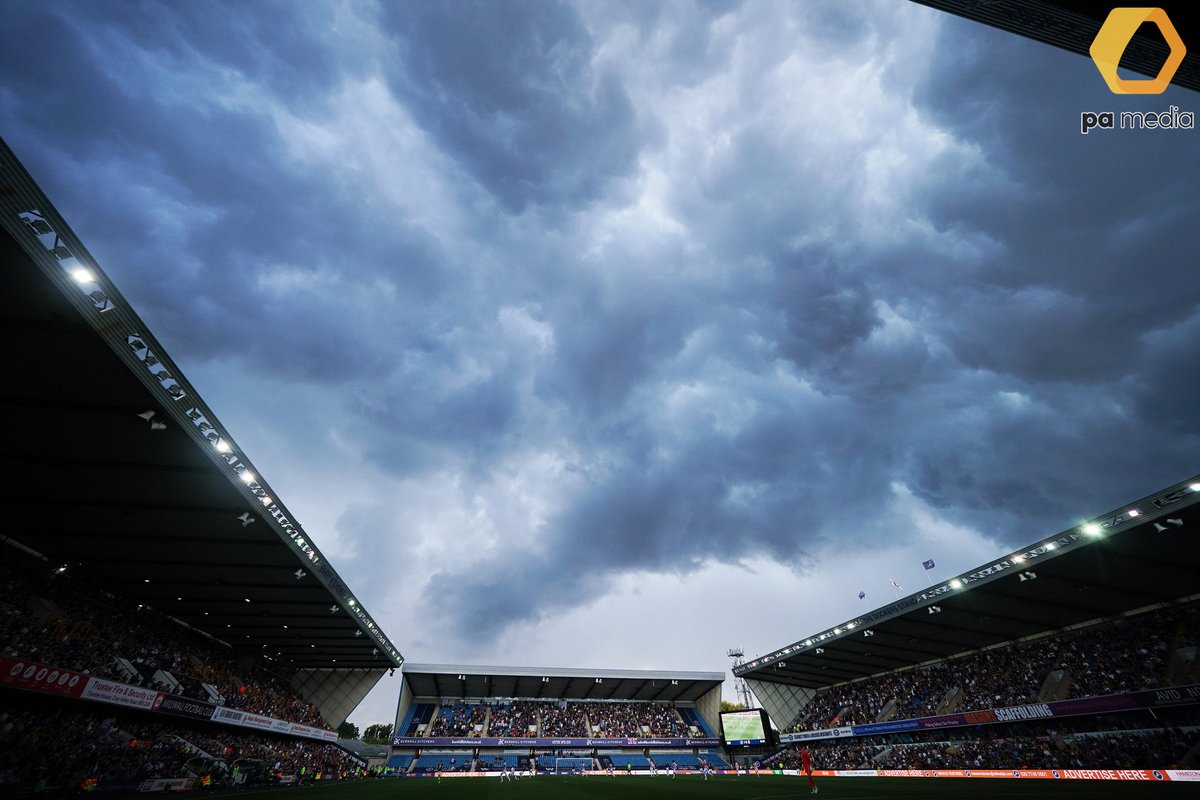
left=923, top=559, right=936, bottom=571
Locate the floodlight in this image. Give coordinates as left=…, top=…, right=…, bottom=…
left=239, top=470, right=255, bottom=484
left=1190, top=483, right=1200, bottom=492
left=1126, top=509, right=1140, bottom=518
left=1012, top=555, right=1025, bottom=563
left=70, top=267, right=95, bottom=283
left=215, top=439, right=231, bottom=453
left=950, top=579, right=963, bottom=589
left=1082, top=523, right=1102, bottom=536
left=1045, top=542, right=1057, bottom=550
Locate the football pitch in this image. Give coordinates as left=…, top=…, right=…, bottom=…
left=206, top=775, right=1193, bottom=800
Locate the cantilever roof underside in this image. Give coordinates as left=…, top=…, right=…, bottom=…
left=738, top=482, right=1200, bottom=691
left=402, top=664, right=725, bottom=703
left=0, top=140, right=400, bottom=671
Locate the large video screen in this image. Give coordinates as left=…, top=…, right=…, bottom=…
left=720, top=708, right=770, bottom=747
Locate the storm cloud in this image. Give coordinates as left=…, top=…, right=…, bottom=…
left=2, top=0, right=1196, bottom=723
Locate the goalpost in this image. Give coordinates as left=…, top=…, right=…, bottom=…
left=554, top=757, right=592, bottom=774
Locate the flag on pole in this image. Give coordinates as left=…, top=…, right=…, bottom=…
left=857, top=590, right=866, bottom=600
left=922, top=559, right=936, bottom=571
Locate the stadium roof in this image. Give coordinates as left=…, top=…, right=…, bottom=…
left=912, top=1, right=1200, bottom=93
left=401, top=663, right=725, bottom=703
left=0, top=138, right=401, bottom=671
left=735, top=476, right=1200, bottom=691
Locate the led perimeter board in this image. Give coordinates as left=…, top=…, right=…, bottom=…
left=720, top=708, right=772, bottom=747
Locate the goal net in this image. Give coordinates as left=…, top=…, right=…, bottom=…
left=554, top=757, right=592, bottom=774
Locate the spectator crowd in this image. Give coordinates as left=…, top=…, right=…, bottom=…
left=788, top=601, right=1197, bottom=731
left=416, top=699, right=690, bottom=738
left=773, top=725, right=1197, bottom=771
left=0, top=560, right=327, bottom=728
left=0, top=704, right=362, bottom=794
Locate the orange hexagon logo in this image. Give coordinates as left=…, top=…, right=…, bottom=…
left=1090, top=8, right=1186, bottom=94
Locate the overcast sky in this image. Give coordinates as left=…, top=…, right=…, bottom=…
left=2, top=0, right=1197, bottom=729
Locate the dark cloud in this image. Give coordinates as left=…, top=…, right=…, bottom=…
left=377, top=0, right=645, bottom=212
left=3, top=1, right=1197, bottom=657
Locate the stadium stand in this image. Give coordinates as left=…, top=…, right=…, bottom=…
left=429, top=702, right=486, bottom=736
left=0, top=698, right=365, bottom=794
left=411, top=753, right=475, bottom=773
left=787, top=600, right=1199, bottom=732
left=396, top=697, right=711, bottom=741
left=538, top=701, right=588, bottom=736
left=0, top=136, right=403, bottom=744
left=485, top=700, right=538, bottom=736
left=772, top=713, right=1200, bottom=771
left=400, top=703, right=435, bottom=735
left=735, top=476, right=1200, bottom=776
left=580, top=701, right=685, bottom=737
left=392, top=665, right=724, bottom=772
left=680, top=706, right=715, bottom=736
left=0, top=559, right=326, bottom=727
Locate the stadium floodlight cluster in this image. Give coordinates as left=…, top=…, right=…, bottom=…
left=734, top=477, right=1200, bottom=676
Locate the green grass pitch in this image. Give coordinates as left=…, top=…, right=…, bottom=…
left=207, top=775, right=1192, bottom=800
